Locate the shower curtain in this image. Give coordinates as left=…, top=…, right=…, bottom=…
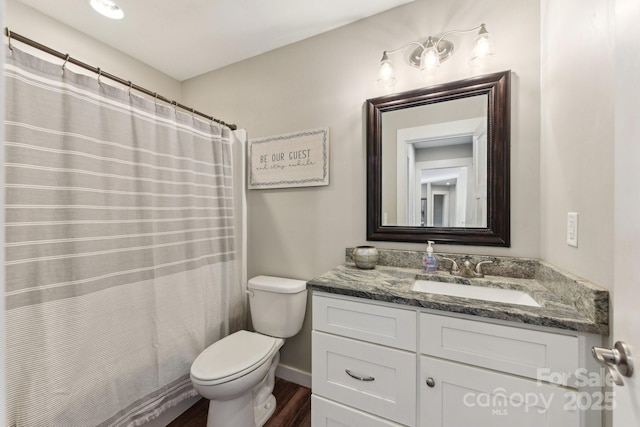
left=4, top=47, right=246, bottom=426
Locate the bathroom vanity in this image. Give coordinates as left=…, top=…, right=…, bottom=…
left=308, top=250, right=609, bottom=427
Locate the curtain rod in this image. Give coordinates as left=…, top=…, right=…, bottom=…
left=4, top=28, right=237, bottom=131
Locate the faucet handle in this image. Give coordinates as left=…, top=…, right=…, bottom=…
left=474, top=260, right=493, bottom=277
left=438, top=256, right=459, bottom=273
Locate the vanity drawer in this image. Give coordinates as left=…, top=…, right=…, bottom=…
left=313, top=293, right=416, bottom=351
left=312, top=395, right=405, bottom=427
left=312, top=331, right=416, bottom=426
left=420, top=313, right=579, bottom=384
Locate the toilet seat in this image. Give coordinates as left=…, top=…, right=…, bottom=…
left=190, top=330, right=279, bottom=386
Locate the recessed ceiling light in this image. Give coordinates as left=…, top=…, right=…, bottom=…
left=89, top=0, right=124, bottom=20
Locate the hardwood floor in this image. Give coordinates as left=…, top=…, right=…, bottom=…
left=167, top=378, right=311, bottom=427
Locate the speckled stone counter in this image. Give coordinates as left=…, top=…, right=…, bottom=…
left=307, top=249, right=609, bottom=335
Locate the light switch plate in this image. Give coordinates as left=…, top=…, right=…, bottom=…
left=567, top=212, right=578, bottom=247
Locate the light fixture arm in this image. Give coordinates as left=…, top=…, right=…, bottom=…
left=381, top=40, right=426, bottom=59
left=376, top=23, right=493, bottom=88
left=433, top=23, right=486, bottom=51
left=381, top=24, right=487, bottom=60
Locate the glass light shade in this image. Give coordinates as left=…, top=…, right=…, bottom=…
left=377, top=58, right=397, bottom=88
left=89, top=0, right=124, bottom=19
left=419, top=40, right=440, bottom=79
left=471, top=26, right=495, bottom=61
left=420, top=47, right=440, bottom=69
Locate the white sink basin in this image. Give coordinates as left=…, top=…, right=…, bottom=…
left=412, top=279, right=540, bottom=307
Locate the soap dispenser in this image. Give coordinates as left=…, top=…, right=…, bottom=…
left=423, top=241, right=438, bottom=273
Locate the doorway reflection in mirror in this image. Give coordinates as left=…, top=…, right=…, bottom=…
left=381, top=94, right=488, bottom=228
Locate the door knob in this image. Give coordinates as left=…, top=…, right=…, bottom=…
left=592, top=341, right=634, bottom=386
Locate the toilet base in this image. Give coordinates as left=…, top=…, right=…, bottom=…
left=205, top=390, right=277, bottom=427
left=254, top=394, right=276, bottom=427
left=207, top=393, right=253, bottom=427
left=203, top=350, right=281, bottom=427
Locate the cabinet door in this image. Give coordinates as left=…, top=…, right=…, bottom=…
left=420, top=356, right=579, bottom=427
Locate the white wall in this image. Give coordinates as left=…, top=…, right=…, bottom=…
left=5, top=0, right=181, bottom=100
left=540, top=0, right=615, bottom=290
left=182, top=0, right=541, bottom=373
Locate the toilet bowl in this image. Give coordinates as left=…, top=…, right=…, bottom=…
left=190, top=276, right=307, bottom=427
left=191, top=330, right=284, bottom=426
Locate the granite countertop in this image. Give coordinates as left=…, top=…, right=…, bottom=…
left=307, top=261, right=609, bottom=335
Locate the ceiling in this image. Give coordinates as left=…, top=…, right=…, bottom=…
left=17, top=0, right=413, bottom=81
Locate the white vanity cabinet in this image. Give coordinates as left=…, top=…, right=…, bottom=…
left=419, top=312, right=585, bottom=426
left=311, top=292, right=603, bottom=427
left=311, top=293, right=417, bottom=426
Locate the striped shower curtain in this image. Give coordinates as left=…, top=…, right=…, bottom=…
left=4, top=48, right=245, bottom=426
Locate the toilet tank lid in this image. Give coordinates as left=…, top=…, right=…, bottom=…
left=248, top=275, right=307, bottom=293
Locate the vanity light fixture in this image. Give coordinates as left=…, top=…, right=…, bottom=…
left=89, top=0, right=124, bottom=20
left=377, top=23, right=494, bottom=88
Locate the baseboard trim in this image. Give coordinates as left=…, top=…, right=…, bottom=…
left=275, top=363, right=312, bottom=389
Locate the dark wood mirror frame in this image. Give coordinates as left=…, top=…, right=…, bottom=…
left=366, top=70, right=511, bottom=246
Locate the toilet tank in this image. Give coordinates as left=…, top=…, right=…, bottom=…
left=248, top=275, right=308, bottom=338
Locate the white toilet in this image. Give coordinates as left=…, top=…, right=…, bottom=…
left=190, top=275, right=307, bottom=427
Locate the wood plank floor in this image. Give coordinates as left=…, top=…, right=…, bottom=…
left=167, top=378, right=311, bottom=427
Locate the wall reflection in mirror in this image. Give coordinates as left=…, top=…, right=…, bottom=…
left=381, top=95, right=488, bottom=228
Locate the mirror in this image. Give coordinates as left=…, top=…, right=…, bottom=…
left=366, top=71, right=510, bottom=246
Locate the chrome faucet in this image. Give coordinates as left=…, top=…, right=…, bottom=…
left=472, top=260, right=493, bottom=278
left=438, top=256, right=461, bottom=275
left=439, top=256, right=493, bottom=278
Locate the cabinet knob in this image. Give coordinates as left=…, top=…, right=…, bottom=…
left=426, top=377, right=436, bottom=387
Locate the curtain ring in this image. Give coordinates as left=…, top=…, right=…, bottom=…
left=128, top=81, right=133, bottom=96
left=7, top=29, right=14, bottom=55
left=97, top=67, right=102, bottom=84
left=61, top=54, right=70, bottom=75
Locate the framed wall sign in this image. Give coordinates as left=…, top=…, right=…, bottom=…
left=248, top=127, right=329, bottom=189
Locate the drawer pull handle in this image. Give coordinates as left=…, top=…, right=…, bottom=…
left=345, top=369, right=375, bottom=382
